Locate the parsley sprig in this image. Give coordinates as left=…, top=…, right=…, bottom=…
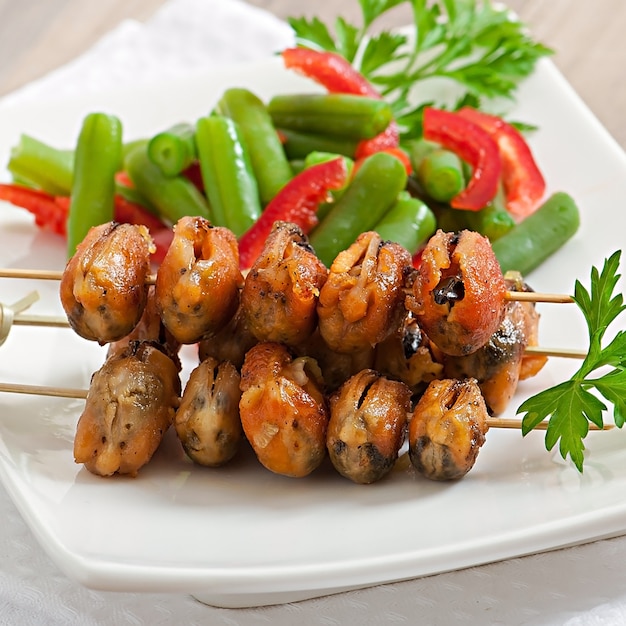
left=518, top=251, right=626, bottom=472
left=288, top=0, right=553, bottom=136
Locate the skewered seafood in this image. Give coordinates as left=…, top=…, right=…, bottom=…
left=197, top=306, right=258, bottom=370
left=239, top=342, right=329, bottom=477
left=241, top=221, right=328, bottom=346
left=155, top=216, right=242, bottom=344
left=408, top=378, right=489, bottom=481
left=60, top=221, right=153, bottom=344
left=73, top=340, right=181, bottom=477
left=443, top=273, right=546, bottom=415
left=407, top=229, right=506, bottom=356
left=374, top=311, right=444, bottom=395
left=175, top=357, right=242, bottom=467
left=317, top=231, right=411, bottom=353
left=297, top=328, right=375, bottom=392
left=327, top=369, right=412, bottom=484
left=107, top=285, right=181, bottom=369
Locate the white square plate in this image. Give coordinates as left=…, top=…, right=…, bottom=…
left=0, top=56, right=625, bottom=609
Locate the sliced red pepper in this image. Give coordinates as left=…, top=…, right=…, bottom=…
left=355, top=121, right=400, bottom=159
left=282, top=47, right=379, bottom=97
left=458, top=106, right=546, bottom=218
left=281, top=47, right=400, bottom=157
left=237, top=156, right=349, bottom=269
left=422, top=107, right=501, bottom=211
left=0, top=182, right=172, bottom=261
left=0, top=183, right=67, bottom=235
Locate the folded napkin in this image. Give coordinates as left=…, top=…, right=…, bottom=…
left=1, top=0, right=294, bottom=106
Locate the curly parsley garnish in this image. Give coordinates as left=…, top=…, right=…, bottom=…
left=518, top=251, right=626, bottom=472
left=288, top=0, right=553, bottom=136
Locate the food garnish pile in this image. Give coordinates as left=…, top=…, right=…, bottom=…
left=2, top=0, right=625, bottom=481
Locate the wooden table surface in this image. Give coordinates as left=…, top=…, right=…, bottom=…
left=0, top=1, right=624, bottom=150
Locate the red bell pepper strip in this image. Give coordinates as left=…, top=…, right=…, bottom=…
left=457, top=106, right=546, bottom=218
left=354, top=122, right=400, bottom=159
left=237, top=156, right=349, bottom=269
left=0, top=182, right=172, bottom=261
left=282, top=47, right=379, bottom=97
left=0, top=184, right=67, bottom=235
left=281, top=47, right=400, bottom=158
left=422, top=107, right=501, bottom=211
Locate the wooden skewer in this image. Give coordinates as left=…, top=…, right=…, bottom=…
left=0, top=380, right=614, bottom=431
left=486, top=417, right=613, bottom=431
left=503, top=291, right=574, bottom=304
left=2, top=309, right=591, bottom=360
left=0, top=381, right=88, bottom=399
left=0, top=268, right=157, bottom=286
left=0, top=268, right=573, bottom=303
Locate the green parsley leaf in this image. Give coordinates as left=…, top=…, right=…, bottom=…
left=287, top=0, right=553, bottom=139
left=517, top=251, right=626, bottom=471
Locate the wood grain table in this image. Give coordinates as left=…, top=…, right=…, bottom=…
left=0, top=0, right=625, bottom=150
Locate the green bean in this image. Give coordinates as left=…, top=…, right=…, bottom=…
left=463, top=184, right=515, bottom=242
left=8, top=134, right=74, bottom=196
left=217, top=88, right=293, bottom=205
left=67, top=113, right=122, bottom=255
left=373, top=191, right=436, bottom=253
left=279, top=128, right=358, bottom=160
left=492, top=192, right=580, bottom=275
left=125, top=143, right=211, bottom=225
left=195, top=115, right=261, bottom=236
left=147, top=123, right=197, bottom=177
left=417, top=148, right=466, bottom=203
left=309, top=151, right=408, bottom=267
left=404, top=138, right=439, bottom=173
left=268, top=93, right=393, bottom=140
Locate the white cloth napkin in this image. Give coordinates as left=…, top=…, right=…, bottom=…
left=2, top=1, right=626, bottom=624
left=1, top=0, right=294, bottom=106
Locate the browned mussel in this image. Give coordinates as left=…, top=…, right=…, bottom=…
left=407, top=229, right=506, bottom=356
left=374, top=311, right=444, bottom=395
left=240, top=221, right=328, bottom=347
left=107, top=285, right=181, bottom=369
left=317, top=231, right=411, bottom=354
left=327, top=369, right=412, bottom=484
left=74, top=341, right=181, bottom=477
left=239, top=342, right=329, bottom=478
left=197, top=306, right=258, bottom=370
left=175, top=357, right=242, bottom=467
left=408, top=378, right=489, bottom=481
left=155, top=216, right=242, bottom=344
left=60, top=221, right=153, bottom=344
left=443, top=272, right=547, bottom=415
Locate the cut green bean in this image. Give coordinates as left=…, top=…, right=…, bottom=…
left=125, top=143, right=211, bottom=225
left=8, top=134, right=74, bottom=196
left=417, top=148, right=466, bottom=203
left=404, top=138, right=439, bottom=173
left=463, top=184, right=515, bottom=242
left=492, top=192, right=580, bottom=275
left=67, top=113, right=123, bottom=255
left=269, top=93, right=393, bottom=140
left=217, top=88, right=293, bottom=205
left=195, top=115, right=261, bottom=236
left=147, top=123, right=197, bottom=177
left=309, top=151, right=408, bottom=267
left=373, top=191, right=436, bottom=253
